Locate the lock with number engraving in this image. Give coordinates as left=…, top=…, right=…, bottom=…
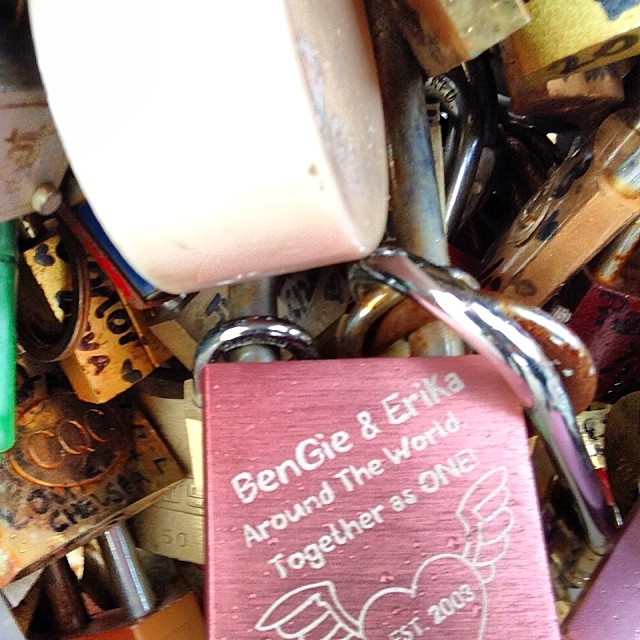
left=481, top=107, right=640, bottom=306
left=32, top=523, right=205, bottom=639
left=18, top=218, right=172, bottom=402
left=135, top=278, right=288, bottom=565
left=0, top=391, right=183, bottom=588
left=130, top=373, right=205, bottom=565
left=505, top=0, right=640, bottom=84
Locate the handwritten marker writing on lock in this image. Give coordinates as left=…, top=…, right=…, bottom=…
left=27, top=0, right=388, bottom=293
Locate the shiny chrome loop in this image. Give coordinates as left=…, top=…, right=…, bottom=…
left=426, top=56, right=497, bottom=236
left=193, top=316, right=318, bottom=407
left=352, top=247, right=616, bottom=552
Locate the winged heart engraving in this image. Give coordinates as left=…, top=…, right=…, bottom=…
left=256, top=468, right=513, bottom=640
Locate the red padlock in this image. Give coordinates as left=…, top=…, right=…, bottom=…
left=549, top=216, right=640, bottom=404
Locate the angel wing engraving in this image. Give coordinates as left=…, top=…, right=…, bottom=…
left=256, top=581, right=363, bottom=640
left=256, top=468, right=513, bottom=639
left=456, top=467, right=514, bottom=584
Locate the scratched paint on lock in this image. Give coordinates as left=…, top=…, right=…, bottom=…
left=0, top=395, right=183, bottom=587
left=204, top=356, right=559, bottom=638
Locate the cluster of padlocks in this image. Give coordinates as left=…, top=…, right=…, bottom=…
left=1, top=0, right=640, bottom=638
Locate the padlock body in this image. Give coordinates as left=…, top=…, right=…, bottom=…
left=506, top=0, right=640, bottom=84
left=21, top=241, right=170, bottom=402
left=0, top=395, right=183, bottom=587
left=551, top=269, right=640, bottom=403
left=203, top=356, right=559, bottom=638
left=481, top=109, right=640, bottom=305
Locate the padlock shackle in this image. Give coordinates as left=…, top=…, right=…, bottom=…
left=353, top=247, right=616, bottom=551
left=98, top=522, right=156, bottom=620
left=193, top=316, right=318, bottom=407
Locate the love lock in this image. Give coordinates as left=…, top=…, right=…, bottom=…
left=193, top=246, right=614, bottom=639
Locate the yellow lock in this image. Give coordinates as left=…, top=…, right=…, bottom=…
left=506, top=0, right=640, bottom=84
left=22, top=238, right=170, bottom=402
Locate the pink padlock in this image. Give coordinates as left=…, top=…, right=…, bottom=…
left=194, top=248, right=614, bottom=639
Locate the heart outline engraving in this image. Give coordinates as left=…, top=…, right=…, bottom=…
left=257, top=468, right=513, bottom=639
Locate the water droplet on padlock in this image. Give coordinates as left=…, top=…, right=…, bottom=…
left=446, top=535, right=462, bottom=550
left=379, top=571, right=394, bottom=583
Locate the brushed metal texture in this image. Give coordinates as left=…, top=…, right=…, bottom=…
left=203, top=356, right=559, bottom=638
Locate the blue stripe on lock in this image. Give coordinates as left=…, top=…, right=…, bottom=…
left=596, top=0, right=640, bottom=20
left=76, top=202, right=158, bottom=299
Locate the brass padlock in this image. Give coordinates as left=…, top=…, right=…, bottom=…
left=0, top=392, right=183, bottom=587
left=19, top=228, right=171, bottom=402
left=130, top=374, right=205, bottom=565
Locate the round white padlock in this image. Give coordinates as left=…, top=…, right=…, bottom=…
left=28, top=0, right=388, bottom=293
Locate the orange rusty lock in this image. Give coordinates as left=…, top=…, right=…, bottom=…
left=0, top=392, right=183, bottom=588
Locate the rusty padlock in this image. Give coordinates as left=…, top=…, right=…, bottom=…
left=0, top=391, right=183, bottom=588
left=480, top=106, right=640, bottom=306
